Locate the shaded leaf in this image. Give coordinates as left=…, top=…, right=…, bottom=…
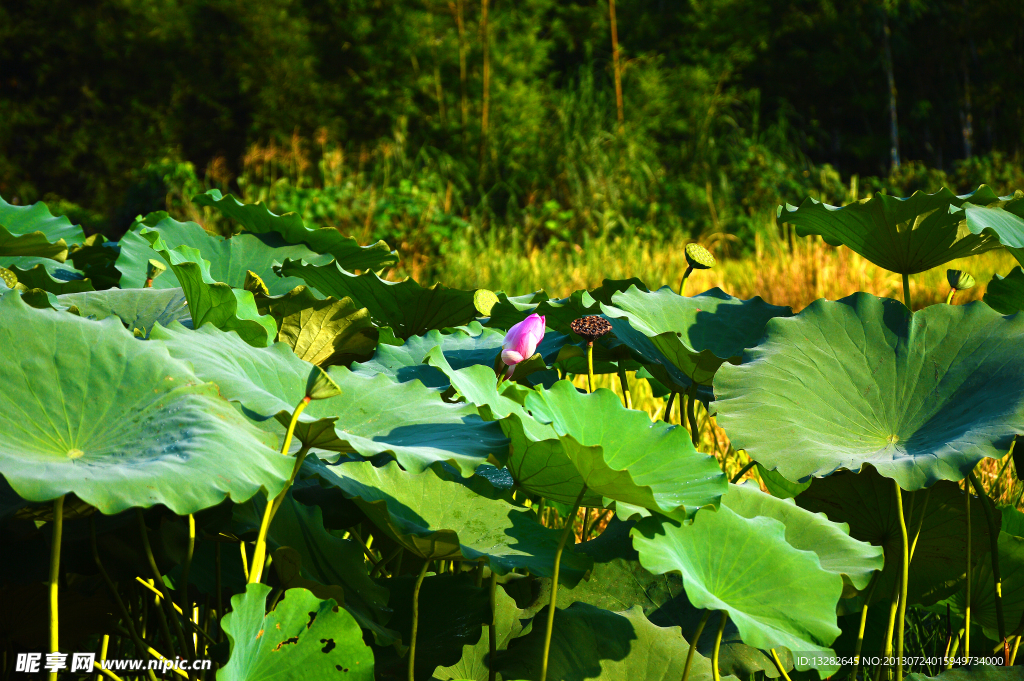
left=256, top=286, right=376, bottom=366
left=57, top=287, right=191, bottom=338
left=984, top=266, right=1024, bottom=315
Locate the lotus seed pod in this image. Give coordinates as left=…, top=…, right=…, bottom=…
left=474, top=288, right=499, bottom=317
left=146, top=259, right=167, bottom=281
left=305, top=365, right=342, bottom=400
left=946, top=269, right=975, bottom=291
left=570, top=315, right=613, bottom=341
left=684, top=243, right=716, bottom=270
left=0, top=266, right=16, bottom=289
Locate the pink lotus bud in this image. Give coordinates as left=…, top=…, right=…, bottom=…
left=501, top=313, right=546, bottom=378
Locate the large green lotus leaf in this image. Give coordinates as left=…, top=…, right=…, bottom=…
left=432, top=580, right=533, bottom=681
left=631, top=505, right=845, bottom=675
left=939, top=531, right=1024, bottom=643
left=67, top=234, right=121, bottom=290
left=601, top=316, right=713, bottom=402
left=219, top=584, right=374, bottom=681
left=961, top=195, right=1024, bottom=266
left=422, top=349, right=622, bottom=508
left=303, top=458, right=593, bottom=583
left=255, top=286, right=376, bottom=366
left=984, top=266, right=1024, bottom=315
left=150, top=322, right=506, bottom=474
left=352, top=321, right=566, bottom=390
left=493, top=603, right=738, bottom=681
left=193, top=189, right=399, bottom=271
left=4, top=257, right=93, bottom=294
left=56, top=287, right=191, bottom=337
left=232, top=491, right=392, bottom=632
left=724, top=482, right=882, bottom=592
left=525, top=380, right=727, bottom=518
left=279, top=258, right=477, bottom=340
left=796, top=467, right=993, bottom=608
left=777, top=186, right=1007, bottom=275
left=1001, top=506, right=1024, bottom=539
left=714, top=294, right=1024, bottom=490
left=756, top=464, right=810, bottom=500
left=490, top=278, right=651, bottom=334
left=0, top=196, right=85, bottom=262
left=141, top=226, right=278, bottom=347
left=0, top=294, right=292, bottom=514
left=116, top=212, right=329, bottom=293
left=0, top=195, right=85, bottom=246
left=482, top=289, right=550, bottom=330
left=601, top=286, right=793, bottom=386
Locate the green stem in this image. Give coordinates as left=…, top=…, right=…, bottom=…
left=879, top=577, right=900, bottom=681
left=909, top=488, right=931, bottom=562
left=770, top=649, right=793, bottom=681
left=91, top=517, right=161, bottom=681
left=966, top=478, right=972, bottom=659
left=679, top=265, right=694, bottom=296
left=49, top=495, right=64, bottom=681
left=617, top=367, right=632, bottom=409
left=711, top=610, right=728, bottom=681
left=730, top=460, right=756, bottom=484
left=945, top=288, right=957, bottom=305
left=249, top=398, right=311, bottom=585
left=851, top=573, right=881, bottom=681
left=681, top=611, right=711, bottom=681
left=665, top=392, right=676, bottom=424
left=581, top=508, right=592, bottom=542
left=969, top=470, right=1006, bottom=643
left=686, top=384, right=699, bottom=447
left=408, top=559, right=430, bottom=681
left=894, top=480, right=909, bottom=679
left=586, top=341, right=594, bottom=393
left=136, top=510, right=191, bottom=670
left=540, top=485, right=587, bottom=681
left=902, top=272, right=911, bottom=309
left=488, top=571, right=497, bottom=681
left=180, top=514, right=195, bottom=637
left=946, top=628, right=964, bottom=669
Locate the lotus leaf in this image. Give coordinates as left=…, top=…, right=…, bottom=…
left=961, top=195, right=1024, bottom=266
left=756, top=464, right=810, bottom=499
left=777, top=186, right=1008, bottom=274
left=905, top=670, right=1024, bottom=681
left=0, top=196, right=85, bottom=262
left=0, top=293, right=292, bottom=514
left=193, top=189, right=399, bottom=271
left=796, top=468, right=993, bottom=607
left=279, top=258, right=480, bottom=339
left=631, top=493, right=848, bottom=675
left=714, top=294, right=1024, bottom=490
left=600, top=286, right=793, bottom=386
left=303, top=458, right=593, bottom=583
left=218, top=584, right=374, bottom=681
left=116, top=212, right=329, bottom=292
left=493, top=603, right=738, bottom=681
left=255, top=285, right=376, bottom=366
left=67, top=234, right=121, bottom=290
left=150, top=322, right=506, bottom=474
left=56, top=287, right=191, bottom=337
left=984, top=266, right=1024, bottom=315
left=141, top=227, right=279, bottom=346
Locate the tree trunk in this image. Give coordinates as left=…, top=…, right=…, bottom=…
left=881, top=6, right=900, bottom=171
left=609, top=0, right=624, bottom=133
left=449, top=0, right=469, bottom=145
left=478, top=0, right=491, bottom=183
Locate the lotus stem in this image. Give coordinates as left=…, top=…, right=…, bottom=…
left=488, top=571, right=497, bottom=681
left=681, top=610, right=710, bottom=681
left=878, top=578, right=900, bottom=680
left=679, top=265, right=694, bottom=296
left=851, top=573, right=880, bottom=681
left=894, top=480, right=909, bottom=679
left=965, top=478, right=972, bottom=659
left=91, top=516, right=161, bottom=681
left=945, top=288, right=957, bottom=305
left=665, top=392, right=676, bottom=423
left=136, top=509, right=192, bottom=669
left=711, top=610, right=728, bottom=681
left=730, top=460, right=756, bottom=484
left=586, top=341, right=594, bottom=393
left=686, top=384, right=699, bottom=447
left=969, top=470, right=1006, bottom=643
left=180, top=514, right=195, bottom=635
left=617, top=367, right=632, bottom=409
left=909, top=488, right=931, bottom=561
left=249, top=398, right=311, bottom=585
left=1011, top=635, right=1021, bottom=665
left=540, top=485, right=587, bottom=681
left=408, top=559, right=430, bottom=681
left=770, top=649, right=793, bottom=681
left=946, top=628, right=964, bottom=669
left=49, top=495, right=64, bottom=681
left=902, top=272, right=911, bottom=309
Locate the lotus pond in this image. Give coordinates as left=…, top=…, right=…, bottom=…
left=1, top=186, right=1024, bottom=681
